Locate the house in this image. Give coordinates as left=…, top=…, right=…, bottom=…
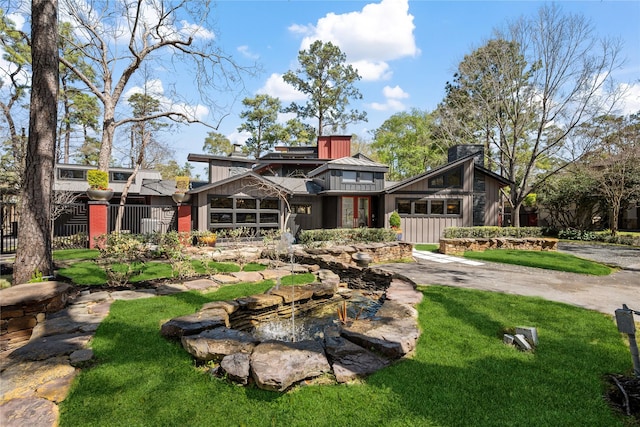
left=187, top=138, right=513, bottom=243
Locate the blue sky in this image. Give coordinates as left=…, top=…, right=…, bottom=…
left=169, top=0, right=640, bottom=166
left=3, top=0, right=639, bottom=168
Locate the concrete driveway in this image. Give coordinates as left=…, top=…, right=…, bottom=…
left=379, top=243, right=640, bottom=315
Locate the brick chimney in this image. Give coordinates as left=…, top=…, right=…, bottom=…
left=317, top=135, right=351, bottom=159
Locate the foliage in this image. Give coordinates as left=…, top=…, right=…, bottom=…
left=298, top=228, right=398, bottom=246
left=389, top=211, right=401, bottom=228
left=59, top=286, right=631, bottom=426
left=97, top=233, right=146, bottom=286
left=464, top=250, right=613, bottom=276
left=237, top=94, right=284, bottom=158
left=27, top=268, right=46, bottom=283
left=444, top=226, right=544, bottom=238
left=436, top=5, right=624, bottom=226
left=86, top=170, right=109, bottom=190
left=283, top=40, right=366, bottom=135
left=155, top=160, right=193, bottom=180
left=174, top=176, right=190, bottom=193
left=413, top=244, right=439, bottom=252
left=202, top=131, right=233, bottom=156
left=372, top=109, right=449, bottom=180
left=558, top=229, right=640, bottom=246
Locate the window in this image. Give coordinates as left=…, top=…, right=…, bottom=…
left=430, top=201, right=444, bottom=215
left=395, top=199, right=461, bottom=216
left=414, top=200, right=428, bottom=215
left=58, top=169, right=85, bottom=180
left=293, top=204, right=312, bottom=215
left=397, top=199, right=411, bottom=214
left=260, top=199, right=279, bottom=210
left=210, top=197, right=233, bottom=209
left=210, top=213, right=232, bottom=223
left=342, top=170, right=375, bottom=184
left=236, top=198, right=256, bottom=209
left=447, top=200, right=461, bottom=215
left=111, top=171, right=132, bottom=182
left=236, top=212, right=256, bottom=223
left=429, top=167, right=463, bottom=188
left=359, top=172, right=374, bottom=183
left=260, top=213, right=279, bottom=224
left=343, top=171, right=357, bottom=182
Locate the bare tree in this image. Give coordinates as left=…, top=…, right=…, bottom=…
left=13, top=0, right=58, bottom=285
left=438, top=4, right=624, bottom=226
left=58, top=0, right=254, bottom=172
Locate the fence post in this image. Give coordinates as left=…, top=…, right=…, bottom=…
left=88, top=201, right=109, bottom=248
left=177, top=204, right=191, bottom=234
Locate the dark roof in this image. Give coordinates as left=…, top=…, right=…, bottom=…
left=385, top=152, right=512, bottom=193
left=188, top=171, right=294, bottom=195
left=187, top=153, right=256, bottom=164
left=308, top=156, right=389, bottom=177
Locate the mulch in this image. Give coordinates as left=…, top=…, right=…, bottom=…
left=607, top=374, right=640, bottom=423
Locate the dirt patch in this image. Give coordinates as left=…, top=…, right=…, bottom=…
left=606, top=374, right=640, bottom=423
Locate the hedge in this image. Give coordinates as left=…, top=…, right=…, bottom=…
left=298, top=228, right=398, bottom=245
left=443, top=226, right=544, bottom=239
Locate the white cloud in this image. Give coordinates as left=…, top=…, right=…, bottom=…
left=227, top=130, right=251, bottom=146
left=618, top=81, right=640, bottom=115
left=237, top=45, right=259, bottom=60
left=179, top=21, right=215, bottom=40
left=369, top=85, right=409, bottom=111
left=293, top=0, right=419, bottom=81
left=257, top=73, right=307, bottom=102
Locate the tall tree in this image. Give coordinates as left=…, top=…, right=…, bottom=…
left=372, top=109, right=449, bottom=180
left=237, top=94, right=284, bottom=158
left=282, top=40, right=366, bottom=136
left=0, top=9, right=30, bottom=194
left=202, top=131, right=233, bottom=156
left=58, top=0, right=253, bottom=172
left=438, top=4, right=624, bottom=226
left=13, top=0, right=58, bottom=285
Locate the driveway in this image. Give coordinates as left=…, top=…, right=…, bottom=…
left=379, top=243, right=640, bottom=315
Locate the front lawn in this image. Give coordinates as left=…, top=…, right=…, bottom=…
left=59, top=285, right=631, bottom=426
left=464, top=249, right=613, bottom=275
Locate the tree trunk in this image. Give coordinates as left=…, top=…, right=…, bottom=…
left=114, top=164, right=140, bottom=233
left=13, top=0, right=58, bottom=285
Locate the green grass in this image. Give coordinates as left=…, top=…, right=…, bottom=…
left=59, top=285, right=631, bottom=426
left=57, top=259, right=269, bottom=286
left=53, top=249, right=100, bottom=261
left=464, top=249, right=613, bottom=275
left=414, top=243, right=439, bottom=252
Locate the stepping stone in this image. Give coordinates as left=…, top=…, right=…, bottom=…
left=183, top=279, right=219, bottom=291
left=230, top=271, right=263, bottom=283
left=182, top=328, right=258, bottom=362
left=212, top=274, right=240, bottom=284
left=0, top=397, right=59, bottom=427
left=8, top=333, right=92, bottom=362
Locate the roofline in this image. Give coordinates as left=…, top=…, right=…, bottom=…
left=187, top=153, right=256, bottom=164
left=188, top=171, right=293, bottom=195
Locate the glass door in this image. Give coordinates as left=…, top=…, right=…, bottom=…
left=341, top=197, right=370, bottom=228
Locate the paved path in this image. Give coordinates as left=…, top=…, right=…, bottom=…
left=381, top=244, right=640, bottom=315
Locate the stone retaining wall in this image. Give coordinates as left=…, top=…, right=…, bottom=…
left=439, top=237, right=558, bottom=256
left=0, top=282, right=73, bottom=352
left=298, top=242, right=412, bottom=266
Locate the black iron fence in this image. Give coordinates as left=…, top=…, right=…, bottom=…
left=0, top=202, right=178, bottom=254
left=108, top=204, right=177, bottom=234
left=1, top=202, right=18, bottom=254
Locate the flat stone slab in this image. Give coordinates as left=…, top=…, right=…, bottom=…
left=268, top=286, right=314, bottom=304
left=324, top=334, right=389, bottom=383
left=7, top=333, right=92, bottom=362
left=212, top=274, right=240, bottom=284
left=0, top=397, right=59, bottom=427
left=341, top=316, right=419, bottom=359
left=236, top=294, right=283, bottom=310
left=0, top=282, right=72, bottom=308
left=155, top=283, right=188, bottom=295
left=161, top=310, right=228, bottom=340
left=181, top=327, right=258, bottom=361
left=109, top=289, right=156, bottom=301
left=183, top=279, right=219, bottom=292
left=260, top=270, right=291, bottom=280
left=230, top=272, right=264, bottom=283
left=385, top=279, right=423, bottom=305
left=250, top=340, right=331, bottom=391
left=1, top=357, right=76, bottom=402
left=201, top=300, right=239, bottom=315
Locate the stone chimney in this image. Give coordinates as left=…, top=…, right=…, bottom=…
left=448, top=144, right=484, bottom=166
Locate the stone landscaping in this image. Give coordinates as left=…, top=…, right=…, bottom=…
left=161, top=264, right=423, bottom=391
left=439, top=237, right=558, bottom=255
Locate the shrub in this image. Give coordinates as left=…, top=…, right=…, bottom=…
left=443, top=226, right=544, bottom=239
left=298, top=228, right=398, bottom=246
left=389, top=211, right=401, bottom=228
left=87, top=169, right=109, bottom=190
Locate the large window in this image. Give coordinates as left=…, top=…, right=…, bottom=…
left=208, top=196, right=280, bottom=235
left=341, top=170, right=376, bottom=184
left=58, top=168, right=86, bottom=180
left=111, top=171, right=132, bottom=182
left=428, top=167, right=463, bottom=189
left=396, top=198, right=462, bottom=216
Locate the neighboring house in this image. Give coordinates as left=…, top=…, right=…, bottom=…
left=187, top=137, right=513, bottom=243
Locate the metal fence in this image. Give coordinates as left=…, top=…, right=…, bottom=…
left=1, top=202, right=18, bottom=254
left=108, top=204, right=177, bottom=234
left=53, top=203, right=88, bottom=250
